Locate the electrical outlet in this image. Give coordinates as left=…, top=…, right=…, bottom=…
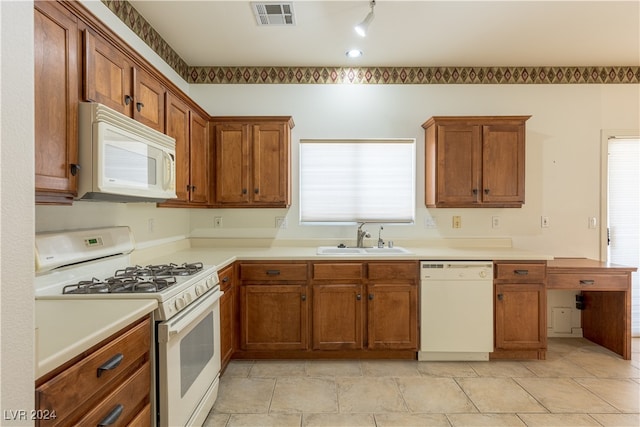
left=147, top=218, right=155, bottom=233
left=588, top=216, right=597, bottom=229
left=214, top=216, right=223, bottom=228
left=541, top=216, right=550, bottom=228
left=275, top=217, right=287, bottom=229
left=492, top=216, right=501, bottom=229
left=452, top=215, right=462, bottom=229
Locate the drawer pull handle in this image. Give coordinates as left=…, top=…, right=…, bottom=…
left=514, top=269, right=529, bottom=275
left=97, top=353, right=124, bottom=378
left=97, top=404, right=123, bottom=426
left=266, top=270, right=281, bottom=276
left=579, top=279, right=595, bottom=285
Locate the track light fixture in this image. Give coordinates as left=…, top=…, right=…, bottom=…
left=354, top=0, right=376, bottom=37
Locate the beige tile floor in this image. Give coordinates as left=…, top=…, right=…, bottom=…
left=204, top=338, right=640, bottom=427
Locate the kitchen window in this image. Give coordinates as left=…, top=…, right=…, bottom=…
left=299, top=139, right=415, bottom=223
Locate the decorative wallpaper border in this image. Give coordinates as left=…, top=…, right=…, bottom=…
left=187, top=66, right=640, bottom=84
left=102, top=0, right=640, bottom=85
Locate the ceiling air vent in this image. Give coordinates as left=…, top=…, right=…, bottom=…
left=251, top=2, right=296, bottom=26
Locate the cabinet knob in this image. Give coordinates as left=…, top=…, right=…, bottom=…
left=472, top=189, right=478, bottom=195
left=301, top=294, right=307, bottom=301
left=70, top=163, right=81, bottom=176
left=136, top=101, right=144, bottom=112
left=124, top=95, right=132, bottom=105
left=497, top=293, right=504, bottom=301
left=187, top=185, right=191, bottom=192
left=356, top=294, right=362, bottom=300
left=484, top=189, right=490, bottom=195
left=368, top=294, right=374, bottom=300
left=242, top=188, right=248, bottom=195
left=192, top=185, right=197, bottom=192
left=254, top=188, right=259, bottom=194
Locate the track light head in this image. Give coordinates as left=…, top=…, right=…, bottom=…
left=355, top=0, right=376, bottom=37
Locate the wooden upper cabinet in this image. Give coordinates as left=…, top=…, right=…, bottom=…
left=159, top=92, right=210, bottom=207
left=213, top=117, right=294, bottom=208
left=34, top=1, right=80, bottom=204
left=84, top=30, right=164, bottom=132
left=423, top=116, right=530, bottom=208
left=189, top=111, right=210, bottom=204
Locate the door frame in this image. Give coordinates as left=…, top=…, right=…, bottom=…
left=599, top=129, right=640, bottom=261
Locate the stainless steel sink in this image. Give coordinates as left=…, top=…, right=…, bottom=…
left=316, top=246, right=412, bottom=255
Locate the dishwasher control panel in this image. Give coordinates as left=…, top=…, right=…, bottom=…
left=421, top=261, right=493, bottom=281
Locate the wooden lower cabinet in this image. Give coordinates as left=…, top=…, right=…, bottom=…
left=492, top=261, right=547, bottom=360
left=240, top=283, right=309, bottom=351
left=367, top=283, right=418, bottom=350
left=235, top=261, right=418, bottom=358
left=35, top=316, right=152, bottom=426
left=218, top=264, right=235, bottom=371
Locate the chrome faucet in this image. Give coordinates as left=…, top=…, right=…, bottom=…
left=356, top=222, right=371, bottom=248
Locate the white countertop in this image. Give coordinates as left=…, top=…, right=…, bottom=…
left=133, top=243, right=553, bottom=271
left=35, top=299, right=157, bottom=380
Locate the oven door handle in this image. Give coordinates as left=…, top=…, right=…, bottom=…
left=158, top=288, right=222, bottom=343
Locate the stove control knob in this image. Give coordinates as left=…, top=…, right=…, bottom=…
left=479, top=270, right=487, bottom=278
left=184, top=292, right=193, bottom=304
left=175, top=296, right=186, bottom=311
left=206, top=277, right=214, bottom=289
left=195, top=284, right=205, bottom=296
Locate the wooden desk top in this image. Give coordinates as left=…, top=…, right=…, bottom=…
left=547, top=258, right=637, bottom=272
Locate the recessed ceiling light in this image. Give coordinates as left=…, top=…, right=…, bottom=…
left=346, top=49, right=363, bottom=58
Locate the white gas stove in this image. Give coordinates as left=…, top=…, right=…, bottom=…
left=34, top=227, right=219, bottom=321
left=35, top=226, right=223, bottom=426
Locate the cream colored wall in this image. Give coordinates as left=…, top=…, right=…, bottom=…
left=1, top=1, right=35, bottom=422
left=189, top=83, right=640, bottom=258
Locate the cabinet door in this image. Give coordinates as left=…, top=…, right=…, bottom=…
left=132, top=67, right=165, bottom=132
left=435, top=124, right=481, bottom=205
left=215, top=123, right=250, bottom=205
left=164, top=92, right=190, bottom=202
left=240, top=284, right=308, bottom=351
left=34, top=1, right=79, bottom=201
left=312, top=284, right=364, bottom=350
left=84, top=30, right=132, bottom=116
left=218, top=265, right=235, bottom=370
left=482, top=124, right=525, bottom=204
left=189, top=111, right=210, bottom=204
left=252, top=122, right=290, bottom=206
left=367, top=283, right=418, bottom=350
left=495, top=284, right=546, bottom=350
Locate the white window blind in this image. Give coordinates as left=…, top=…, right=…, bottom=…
left=607, top=137, right=640, bottom=336
left=300, top=139, right=415, bottom=223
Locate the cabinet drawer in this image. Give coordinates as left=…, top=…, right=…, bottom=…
left=548, top=273, right=628, bottom=290
left=36, top=317, right=151, bottom=424
left=218, top=264, right=234, bottom=292
left=495, top=263, right=546, bottom=283
left=368, top=262, right=418, bottom=281
left=74, top=362, right=150, bottom=427
left=312, top=263, right=364, bottom=280
left=240, top=263, right=308, bottom=281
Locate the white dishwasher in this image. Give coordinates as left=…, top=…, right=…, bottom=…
left=419, top=261, right=494, bottom=361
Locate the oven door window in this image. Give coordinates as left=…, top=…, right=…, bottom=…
left=180, top=311, right=214, bottom=397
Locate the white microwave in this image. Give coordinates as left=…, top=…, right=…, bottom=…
left=77, top=102, right=177, bottom=202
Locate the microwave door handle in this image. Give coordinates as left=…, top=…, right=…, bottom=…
left=164, top=152, right=174, bottom=191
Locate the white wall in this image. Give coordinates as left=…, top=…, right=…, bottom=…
left=1, top=1, right=35, bottom=422
left=190, top=83, right=639, bottom=258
